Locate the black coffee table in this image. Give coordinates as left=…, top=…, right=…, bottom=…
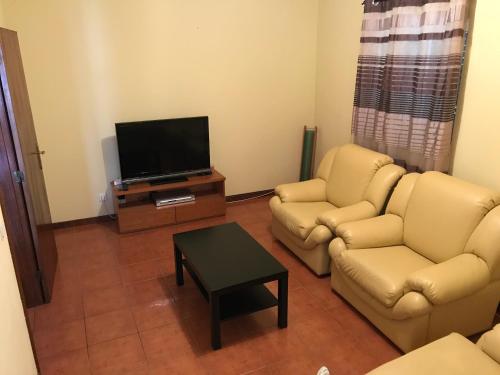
left=173, top=222, right=288, bottom=350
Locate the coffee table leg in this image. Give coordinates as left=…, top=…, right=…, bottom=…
left=210, top=293, right=221, bottom=350
left=278, top=274, right=288, bottom=328
left=174, top=244, right=184, bottom=286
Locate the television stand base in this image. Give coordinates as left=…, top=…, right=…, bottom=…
left=150, top=176, right=188, bottom=186
left=112, top=168, right=226, bottom=233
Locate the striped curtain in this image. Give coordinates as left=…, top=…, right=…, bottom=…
left=352, top=0, right=469, bottom=172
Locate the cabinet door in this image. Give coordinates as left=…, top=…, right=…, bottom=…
left=0, top=28, right=57, bottom=306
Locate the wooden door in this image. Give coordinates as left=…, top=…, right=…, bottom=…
left=0, top=96, right=43, bottom=306
left=0, top=28, right=57, bottom=307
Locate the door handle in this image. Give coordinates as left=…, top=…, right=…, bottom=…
left=30, top=150, right=46, bottom=155
left=31, top=148, right=45, bottom=170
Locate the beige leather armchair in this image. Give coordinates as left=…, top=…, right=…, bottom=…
left=270, top=144, right=405, bottom=275
left=330, top=171, right=500, bottom=352
left=367, top=324, right=500, bottom=374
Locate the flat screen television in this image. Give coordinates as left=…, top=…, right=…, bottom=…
left=115, top=116, right=211, bottom=184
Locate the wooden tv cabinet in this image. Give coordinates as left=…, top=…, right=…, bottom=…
left=112, top=169, right=226, bottom=233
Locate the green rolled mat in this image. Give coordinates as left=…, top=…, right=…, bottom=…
left=300, top=127, right=317, bottom=181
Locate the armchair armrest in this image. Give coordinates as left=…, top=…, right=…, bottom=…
left=275, top=178, right=326, bottom=203
left=335, top=214, right=404, bottom=250
left=405, top=254, right=490, bottom=305
left=317, top=201, right=377, bottom=232
left=477, top=325, right=500, bottom=363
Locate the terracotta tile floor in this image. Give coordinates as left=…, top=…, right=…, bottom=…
left=30, top=197, right=402, bottom=375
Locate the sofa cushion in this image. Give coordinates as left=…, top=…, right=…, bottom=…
left=404, top=172, right=500, bottom=264
left=367, top=333, right=500, bottom=375
left=272, top=201, right=335, bottom=240
left=334, top=246, right=433, bottom=307
left=325, top=144, right=393, bottom=208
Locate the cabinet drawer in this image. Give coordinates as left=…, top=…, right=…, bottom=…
left=175, top=195, right=226, bottom=223
left=119, top=203, right=175, bottom=232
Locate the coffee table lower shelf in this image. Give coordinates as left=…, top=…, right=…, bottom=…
left=183, top=259, right=278, bottom=320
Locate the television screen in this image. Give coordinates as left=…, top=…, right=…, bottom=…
left=115, top=116, right=211, bottom=183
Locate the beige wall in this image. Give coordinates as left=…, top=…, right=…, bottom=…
left=0, top=205, right=38, bottom=375
left=451, top=1, right=500, bottom=191
left=314, top=0, right=362, bottom=159
left=4, top=0, right=319, bottom=222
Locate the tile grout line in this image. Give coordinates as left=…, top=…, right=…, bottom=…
left=119, top=257, right=173, bottom=286
left=85, top=308, right=139, bottom=347
left=129, top=295, right=146, bottom=356
left=81, top=287, right=94, bottom=375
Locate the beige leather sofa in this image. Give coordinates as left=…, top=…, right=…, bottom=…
left=330, top=171, right=500, bottom=352
left=367, top=324, right=500, bottom=374
left=270, top=144, right=405, bottom=275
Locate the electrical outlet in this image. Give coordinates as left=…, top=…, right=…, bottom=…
left=98, top=192, right=107, bottom=202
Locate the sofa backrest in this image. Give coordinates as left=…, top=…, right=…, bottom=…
left=386, top=173, right=419, bottom=217
left=324, top=144, right=393, bottom=208
left=315, top=147, right=338, bottom=181
left=403, top=172, right=500, bottom=263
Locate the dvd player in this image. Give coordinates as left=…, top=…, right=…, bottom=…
left=152, top=189, right=195, bottom=207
